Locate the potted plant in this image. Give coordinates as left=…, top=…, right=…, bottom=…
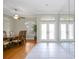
left=33, top=25, right=37, bottom=40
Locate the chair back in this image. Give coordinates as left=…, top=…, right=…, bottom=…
left=3, top=31, right=7, bottom=38
left=3, top=31, right=7, bottom=41
left=19, top=31, right=27, bottom=40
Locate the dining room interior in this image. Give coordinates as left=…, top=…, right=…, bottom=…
left=3, top=0, right=75, bottom=59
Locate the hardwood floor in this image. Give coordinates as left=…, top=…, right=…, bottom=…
left=26, top=42, right=74, bottom=59
left=3, top=40, right=36, bottom=59
left=3, top=41, right=74, bottom=59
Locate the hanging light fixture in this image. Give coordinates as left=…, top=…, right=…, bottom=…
left=13, top=14, right=19, bottom=19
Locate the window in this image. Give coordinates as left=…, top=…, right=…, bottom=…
left=60, top=16, right=74, bottom=20
left=41, top=17, right=55, bottom=20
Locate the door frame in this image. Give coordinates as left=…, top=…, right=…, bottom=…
left=59, top=20, right=75, bottom=42
left=37, top=16, right=75, bottom=42
left=37, top=21, right=57, bottom=42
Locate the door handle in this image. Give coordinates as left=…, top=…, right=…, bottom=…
left=66, top=31, right=68, bottom=34
left=47, top=31, right=49, bottom=33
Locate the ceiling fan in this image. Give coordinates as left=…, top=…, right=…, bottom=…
left=13, top=14, right=25, bottom=20
left=12, top=8, right=26, bottom=20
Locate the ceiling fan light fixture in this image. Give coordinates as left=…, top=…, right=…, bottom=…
left=14, top=15, right=19, bottom=19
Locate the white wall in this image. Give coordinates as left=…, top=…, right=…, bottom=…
left=3, top=15, right=13, bottom=37
left=14, top=17, right=37, bottom=39
left=3, top=15, right=37, bottom=39
left=3, top=14, right=74, bottom=40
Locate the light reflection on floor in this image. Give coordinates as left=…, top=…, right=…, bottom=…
left=26, top=42, right=74, bottom=59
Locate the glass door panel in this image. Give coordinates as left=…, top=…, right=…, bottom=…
left=61, top=24, right=67, bottom=40
left=41, top=24, right=47, bottom=40
left=60, top=23, right=74, bottom=41
left=49, top=24, right=55, bottom=40
left=68, top=24, right=74, bottom=39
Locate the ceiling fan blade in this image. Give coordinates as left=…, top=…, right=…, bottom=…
left=20, top=17, right=25, bottom=19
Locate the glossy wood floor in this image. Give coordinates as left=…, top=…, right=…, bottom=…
left=4, top=41, right=74, bottom=59
left=26, top=42, right=74, bottom=59
left=3, top=40, right=36, bottom=59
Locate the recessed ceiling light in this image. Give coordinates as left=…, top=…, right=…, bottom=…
left=45, top=4, right=48, bottom=6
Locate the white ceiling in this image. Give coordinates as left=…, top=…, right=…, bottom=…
left=3, top=0, right=74, bottom=16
